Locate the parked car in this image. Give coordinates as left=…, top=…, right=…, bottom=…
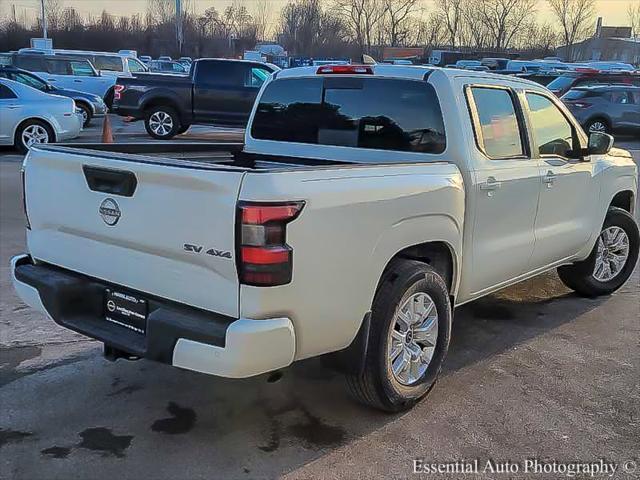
left=1, top=52, right=115, bottom=104
left=12, top=65, right=639, bottom=413
left=139, top=55, right=152, bottom=65
left=0, top=66, right=106, bottom=127
left=148, top=60, right=188, bottom=74
left=562, top=85, right=640, bottom=134
left=480, top=57, right=510, bottom=70
left=112, top=58, right=278, bottom=139
left=547, top=70, right=640, bottom=97
left=178, top=56, right=193, bottom=66
left=514, top=72, right=561, bottom=86
left=16, top=48, right=148, bottom=107
left=158, top=56, right=172, bottom=61
left=0, top=78, right=81, bottom=152
left=17, top=48, right=148, bottom=77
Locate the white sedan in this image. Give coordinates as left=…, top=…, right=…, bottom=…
left=0, top=78, right=82, bottom=153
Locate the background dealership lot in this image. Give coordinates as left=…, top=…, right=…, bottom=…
left=0, top=118, right=638, bottom=479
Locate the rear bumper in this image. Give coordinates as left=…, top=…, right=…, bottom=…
left=11, top=255, right=295, bottom=378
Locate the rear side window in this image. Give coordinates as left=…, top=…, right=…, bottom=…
left=15, top=55, right=46, bottom=72
left=46, top=58, right=69, bottom=75
left=469, top=87, right=524, bottom=158
left=0, top=84, right=17, bottom=99
left=252, top=77, right=446, bottom=154
left=93, top=55, right=123, bottom=72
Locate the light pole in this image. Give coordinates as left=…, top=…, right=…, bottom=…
left=176, top=0, right=183, bottom=56
left=40, top=0, right=48, bottom=38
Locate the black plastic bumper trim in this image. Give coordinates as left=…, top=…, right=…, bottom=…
left=14, top=256, right=235, bottom=364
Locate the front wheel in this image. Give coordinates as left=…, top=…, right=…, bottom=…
left=346, top=260, right=452, bottom=412
left=558, top=207, right=639, bottom=297
left=144, top=106, right=180, bottom=140
left=77, top=103, right=92, bottom=127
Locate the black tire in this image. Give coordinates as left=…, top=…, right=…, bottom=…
left=177, top=123, right=191, bottom=135
left=558, top=207, right=639, bottom=297
left=584, top=117, right=610, bottom=135
left=104, top=88, right=114, bottom=110
left=77, top=102, right=92, bottom=127
left=346, top=260, right=452, bottom=412
left=144, top=106, right=180, bottom=140
left=14, top=119, right=55, bottom=154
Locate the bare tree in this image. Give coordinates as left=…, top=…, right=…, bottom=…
left=251, top=0, right=272, bottom=41
left=335, top=0, right=387, bottom=52
left=45, top=0, right=64, bottom=31
left=476, top=0, right=537, bottom=50
left=547, top=0, right=595, bottom=60
left=381, top=0, right=419, bottom=46
left=435, top=0, right=464, bottom=48
left=628, top=2, right=640, bottom=39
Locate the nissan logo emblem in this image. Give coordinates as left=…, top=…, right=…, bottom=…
left=99, top=198, right=121, bottom=226
left=106, top=300, right=116, bottom=312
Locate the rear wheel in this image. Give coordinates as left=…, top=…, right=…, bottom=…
left=346, top=260, right=452, bottom=412
left=15, top=120, right=54, bottom=153
left=558, top=207, right=639, bottom=297
left=144, top=106, right=180, bottom=140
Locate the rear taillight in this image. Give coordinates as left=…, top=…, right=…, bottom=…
left=21, top=167, right=31, bottom=230
left=114, top=84, right=125, bottom=101
left=237, top=201, right=304, bottom=286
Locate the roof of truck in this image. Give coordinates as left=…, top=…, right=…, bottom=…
left=275, top=64, right=544, bottom=89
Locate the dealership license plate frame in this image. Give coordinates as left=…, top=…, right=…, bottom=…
left=104, top=288, right=148, bottom=334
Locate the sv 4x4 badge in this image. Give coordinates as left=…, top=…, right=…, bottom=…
left=183, top=243, right=232, bottom=259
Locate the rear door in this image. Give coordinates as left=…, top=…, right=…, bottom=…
left=24, top=148, right=246, bottom=317
left=0, top=84, right=22, bottom=144
left=465, top=85, right=541, bottom=295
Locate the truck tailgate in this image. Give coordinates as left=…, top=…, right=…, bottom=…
left=24, top=147, right=244, bottom=318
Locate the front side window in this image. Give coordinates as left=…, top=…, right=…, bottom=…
left=525, top=93, right=574, bottom=158
left=246, top=67, right=270, bottom=87
left=70, top=61, right=95, bottom=76
left=470, top=87, right=524, bottom=158
left=93, top=55, right=123, bottom=72
left=252, top=77, right=446, bottom=154
left=127, top=58, right=145, bottom=73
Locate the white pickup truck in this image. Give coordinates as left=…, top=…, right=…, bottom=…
left=12, top=65, right=639, bottom=412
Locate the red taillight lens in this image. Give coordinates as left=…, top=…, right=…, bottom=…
left=237, top=202, right=304, bottom=286
left=316, top=65, right=373, bottom=75
left=114, top=84, right=125, bottom=101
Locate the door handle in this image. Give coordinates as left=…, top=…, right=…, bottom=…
left=543, top=171, right=556, bottom=187
left=480, top=177, right=502, bottom=191
left=7, top=105, right=19, bottom=109
left=73, top=79, right=82, bottom=83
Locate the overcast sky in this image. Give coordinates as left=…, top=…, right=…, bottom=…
left=3, top=0, right=636, bottom=27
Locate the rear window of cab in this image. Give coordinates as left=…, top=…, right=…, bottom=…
left=251, top=77, right=446, bottom=155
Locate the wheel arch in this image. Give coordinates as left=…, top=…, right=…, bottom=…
left=13, top=117, right=57, bottom=145
left=610, top=190, right=635, bottom=216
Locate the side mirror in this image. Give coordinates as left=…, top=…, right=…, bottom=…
left=588, top=132, right=614, bottom=155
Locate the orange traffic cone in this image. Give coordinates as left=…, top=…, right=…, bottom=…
left=102, top=114, right=114, bottom=143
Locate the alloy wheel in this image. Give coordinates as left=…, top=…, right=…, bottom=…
left=388, top=292, right=438, bottom=386
left=21, top=124, right=49, bottom=149
left=149, top=111, right=173, bottom=136
left=593, top=226, right=630, bottom=282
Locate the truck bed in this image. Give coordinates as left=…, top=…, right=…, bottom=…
left=39, top=143, right=349, bottom=171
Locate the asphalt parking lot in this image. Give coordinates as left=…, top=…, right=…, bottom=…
left=1, top=118, right=639, bottom=479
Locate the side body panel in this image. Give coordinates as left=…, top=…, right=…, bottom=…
left=238, top=163, right=465, bottom=360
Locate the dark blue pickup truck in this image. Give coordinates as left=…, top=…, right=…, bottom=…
left=112, top=58, right=278, bottom=139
